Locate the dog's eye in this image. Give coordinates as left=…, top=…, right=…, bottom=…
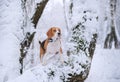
left=53, top=30, right=56, bottom=32
left=58, top=29, right=61, bottom=32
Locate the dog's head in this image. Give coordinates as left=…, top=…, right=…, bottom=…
left=47, top=27, right=61, bottom=40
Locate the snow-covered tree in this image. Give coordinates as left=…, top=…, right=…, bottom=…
left=19, top=0, right=48, bottom=74
left=104, top=0, right=120, bottom=49
left=70, top=22, right=88, bottom=55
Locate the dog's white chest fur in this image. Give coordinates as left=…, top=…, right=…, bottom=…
left=46, top=40, right=61, bottom=54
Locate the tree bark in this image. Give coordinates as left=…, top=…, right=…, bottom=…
left=19, top=32, right=36, bottom=74
left=31, top=0, right=48, bottom=28
left=88, top=33, right=98, bottom=59
left=63, top=0, right=69, bottom=32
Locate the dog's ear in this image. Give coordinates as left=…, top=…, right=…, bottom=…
left=47, top=28, right=53, bottom=38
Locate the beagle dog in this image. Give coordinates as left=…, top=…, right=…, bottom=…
left=39, top=27, right=63, bottom=65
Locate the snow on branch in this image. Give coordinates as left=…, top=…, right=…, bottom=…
left=26, top=52, right=91, bottom=82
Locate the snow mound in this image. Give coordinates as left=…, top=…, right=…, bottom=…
left=7, top=52, right=91, bottom=82
left=85, top=45, right=120, bottom=82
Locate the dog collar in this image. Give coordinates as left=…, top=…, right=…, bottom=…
left=48, top=38, right=53, bottom=42
left=49, top=38, right=60, bottom=42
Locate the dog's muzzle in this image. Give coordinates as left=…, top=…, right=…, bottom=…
left=58, top=33, right=61, bottom=37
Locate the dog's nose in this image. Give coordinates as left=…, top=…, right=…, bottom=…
left=58, top=33, right=61, bottom=35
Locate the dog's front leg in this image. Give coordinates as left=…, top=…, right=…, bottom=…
left=42, top=52, right=49, bottom=65
left=60, top=47, right=64, bottom=64
left=60, top=54, right=63, bottom=64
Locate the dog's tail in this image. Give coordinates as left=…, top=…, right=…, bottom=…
left=39, top=40, right=46, bottom=52
left=39, top=41, right=42, bottom=45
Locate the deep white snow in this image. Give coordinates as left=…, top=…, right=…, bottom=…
left=85, top=45, right=120, bottom=82
left=0, top=0, right=23, bottom=81
left=7, top=44, right=120, bottom=82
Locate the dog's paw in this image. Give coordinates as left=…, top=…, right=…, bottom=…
left=42, top=62, right=47, bottom=66
left=60, top=59, right=64, bottom=64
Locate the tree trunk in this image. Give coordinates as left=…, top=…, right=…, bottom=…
left=63, top=0, right=69, bottom=32
left=104, top=0, right=119, bottom=49
left=19, top=32, right=36, bottom=74
left=31, top=0, right=48, bottom=28
left=19, top=0, right=48, bottom=74
left=88, top=33, right=98, bottom=59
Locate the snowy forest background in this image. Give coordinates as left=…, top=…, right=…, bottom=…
left=0, top=0, right=120, bottom=82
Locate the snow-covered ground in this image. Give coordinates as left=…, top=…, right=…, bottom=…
left=7, top=44, right=120, bottom=82
left=85, top=45, right=120, bottom=82
left=7, top=53, right=90, bottom=82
